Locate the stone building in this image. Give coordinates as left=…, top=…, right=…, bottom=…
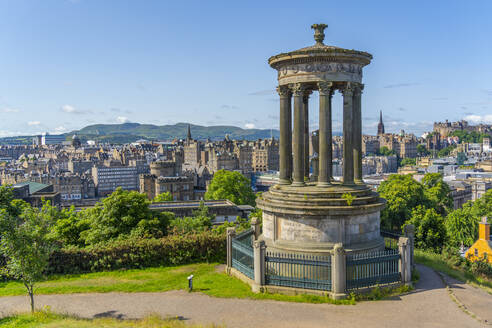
left=92, top=164, right=139, bottom=196
left=208, top=151, right=239, bottom=172
left=252, top=138, right=279, bottom=172
left=140, top=174, right=194, bottom=201
left=362, top=136, right=379, bottom=156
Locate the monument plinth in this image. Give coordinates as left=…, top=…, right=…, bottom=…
left=257, top=24, right=385, bottom=255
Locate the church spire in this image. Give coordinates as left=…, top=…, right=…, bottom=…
left=187, top=124, right=191, bottom=140
left=377, top=110, right=385, bottom=135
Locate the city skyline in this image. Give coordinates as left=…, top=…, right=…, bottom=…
left=1, top=0, right=492, bottom=138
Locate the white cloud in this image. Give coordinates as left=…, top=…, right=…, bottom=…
left=54, top=126, right=67, bottom=132
left=61, top=105, right=76, bottom=113
left=464, top=114, right=492, bottom=124
left=244, top=123, right=255, bottom=129
left=27, top=121, right=40, bottom=126
left=116, top=116, right=130, bottom=123
left=2, top=108, right=19, bottom=113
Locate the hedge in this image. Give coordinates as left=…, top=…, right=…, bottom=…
left=46, top=231, right=226, bottom=275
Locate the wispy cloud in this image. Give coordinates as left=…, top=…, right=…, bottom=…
left=432, top=97, right=448, bottom=101
left=116, top=116, right=130, bottom=123
left=220, top=104, right=239, bottom=110
left=244, top=123, right=255, bottom=129
left=54, top=126, right=67, bottom=132
left=464, top=114, right=492, bottom=124
left=111, top=108, right=132, bottom=114
left=2, top=108, right=19, bottom=113
left=61, top=104, right=92, bottom=115
left=27, top=121, right=40, bottom=126
left=248, top=89, right=275, bottom=96
left=383, top=82, right=420, bottom=89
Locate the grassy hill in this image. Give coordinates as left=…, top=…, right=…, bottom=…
left=0, top=123, right=280, bottom=145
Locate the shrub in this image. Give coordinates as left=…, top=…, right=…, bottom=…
left=46, top=231, right=226, bottom=275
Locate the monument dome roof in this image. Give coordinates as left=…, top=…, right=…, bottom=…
left=268, top=24, right=372, bottom=69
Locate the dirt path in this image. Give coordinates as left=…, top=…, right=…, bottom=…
left=0, top=265, right=489, bottom=327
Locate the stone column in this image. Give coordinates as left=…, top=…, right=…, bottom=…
left=353, top=84, right=363, bottom=183
left=277, top=85, right=292, bottom=184
left=331, top=243, right=347, bottom=300
left=252, top=240, right=266, bottom=293
left=303, top=91, right=311, bottom=178
left=398, top=237, right=411, bottom=285
left=251, top=217, right=261, bottom=240
left=291, top=83, right=305, bottom=186
left=226, top=227, right=236, bottom=271
left=318, top=82, right=333, bottom=186
left=342, top=83, right=354, bottom=185
left=404, top=224, right=415, bottom=270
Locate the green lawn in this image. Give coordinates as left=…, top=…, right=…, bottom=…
left=0, top=312, right=219, bottom=328
left=0, top=263, right=354, bottom=305
left=415, top=250, right=492, bottom=293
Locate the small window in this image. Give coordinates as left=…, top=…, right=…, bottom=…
left=474, top=248, right=478, bottom=256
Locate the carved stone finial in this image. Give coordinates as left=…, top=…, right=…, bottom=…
left=311, top=23, right=328, bottom=45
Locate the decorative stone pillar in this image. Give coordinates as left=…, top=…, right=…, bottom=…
left=318, top=82, right=333, bottom=186
left=342, top=83, right=355, bottom=185
left=303, top=91, right=311, bottom=178
left=277, top=85, right=292, bottom=184
left=353, top=84, right=363, bottom=183
left=291, top=83, right=305, bottom=186
left=226, top=227, right=236, bottom=271
left=331, top=243, right=347, bottom=300
left=251, top=217, right=261, bottom=240
left=398, top=237, right=411, bottom=285
left=404, top=224, right=415, bottom=270
left=252, top=240, right=266, bottom=292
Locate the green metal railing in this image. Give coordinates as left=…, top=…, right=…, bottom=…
left=346, top=249, right=400, bottom=290
left=265, top=252, right=332, bottom=291
left=381, top=230, right=401, bottom=250
left=231, top=229, right=254, bottom=279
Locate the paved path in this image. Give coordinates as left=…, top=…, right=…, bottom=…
left=0, top=265, right=490, bottom=328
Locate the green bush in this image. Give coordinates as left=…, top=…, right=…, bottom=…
left=46, top=231, right=226, bottom=275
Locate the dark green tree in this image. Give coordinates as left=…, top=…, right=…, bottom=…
left=205, top=170, right=256, bottom=206
left=445, top=202, right=480, bottom=247
left=417, top=144, right=430, bottom=156
left=404, top=205, right=447, bottom=252
left=152, top=192, right=173, bottom=202
left=422, top=173, right=453, bottom=216
left=378, top=174, right=426, bottom=231
left=378, top=146, right=396, bottom=156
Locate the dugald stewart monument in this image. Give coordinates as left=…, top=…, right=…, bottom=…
left=257, top=23, right=385, bottom=256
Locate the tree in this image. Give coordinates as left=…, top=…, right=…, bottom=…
left=399, top=158, right=416, bottom=167
left=205, top=170, right=256, bottom=206
left=0, top=185, right=29, bottom=217
left=0, top=203, right=56, bottom=312
left=404, top=206, right=447, bottom=252
left=422, top=173, right=453, bottom=216
left=417, top=144, right=430, bottom=157
left=378, top=174, right=426, bottom=231
left=80, top=188, right=172, bottom=245
left=52, top=206, right=91, bottom=247
left=445, top=202, right=480, bottom=247
left=437, top=145, right=456, bottom=158
left=456, top=152, right=467, bottom=166
left=152, top=192, right=173, bottom=203
left=378, top=146, right=396, bottom=156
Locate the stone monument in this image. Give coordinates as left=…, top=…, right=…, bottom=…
left=256, top=24, right=385, bottom=255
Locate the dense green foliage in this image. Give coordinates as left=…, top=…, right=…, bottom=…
left=378, top=174, right=427, bottom=231
left=416, top=144, right=430, bottom=156
left=152, top=192, right=173, bottom=202
left=0, top=202, right=57, bottom=312
left=377, top=146, right=396, bottom=156
left=451, top=130, right=490, bottom=143
left=421, top=173, right=453, bottom=216
left=405, top=206, right=447, bottom=252
left=47, top=232, right=226, bottom=274
left=205, top=170, right=256, bottom=206
left=437, top=144, right=457, bottom=157
left=399, top=158, right=416, bottom=167
left=169, top=202, right=214, bottom=234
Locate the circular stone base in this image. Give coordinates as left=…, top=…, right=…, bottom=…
left=256, top=183, right=386, bottom=255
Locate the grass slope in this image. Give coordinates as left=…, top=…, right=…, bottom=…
left=0, top=312, right=219, bottom=328
left=0, top=263, right=353, bottom=305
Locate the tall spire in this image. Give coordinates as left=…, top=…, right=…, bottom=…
left=187, top=124, right=191, bottom=140
left=377, top=110, right=385, bottom=135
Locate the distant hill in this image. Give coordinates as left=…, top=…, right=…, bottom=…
left=0, top=123, right=281, bottom=145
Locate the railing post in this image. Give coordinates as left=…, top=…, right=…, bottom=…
left=251, top=218, right=260, bottom=241
left=398, top=237, right=411, bottom=285
left=226, top=227, right=236, bottom=274
left=404, top=224, right=415, bottom=270
left=331, top=243, right=347, bottom=300
left=252, top=240, right=266, bottom=293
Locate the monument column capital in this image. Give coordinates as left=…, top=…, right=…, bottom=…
left=290, top=83, right=307, bottom=97
left=341, top=82, right=355, bottom=96
left=276, top=85, right=291, bottom=97
left=317, top=81, right=333, bottom=96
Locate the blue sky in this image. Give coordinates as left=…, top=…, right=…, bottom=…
left=1, top=0, right=491, bottom=137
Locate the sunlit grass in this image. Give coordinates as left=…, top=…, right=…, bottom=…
left=0, top=263, right=354, bottom=304
left=0, top=311, right=220, bottom=328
